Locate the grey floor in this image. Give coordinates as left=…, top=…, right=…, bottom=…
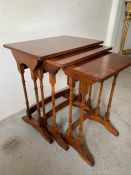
left=0, top=68, right=131, bottom=175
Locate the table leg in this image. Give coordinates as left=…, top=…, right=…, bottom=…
left=104, top=74, right=118, bottom=120
left=20, top=65, right=31, bottom=118
left=66, top=77, right=74, bottom=138
left=77, top=81, right=82, bottom=102
left=31, top=71, right=42, bottom=125
left=72, top=75, right=119, bottom=136
left=22, top=69, right=53, bottom=144
left=65, top=80, right=94, bottom=166
left=37, top=69, right=47, bottom=123
left=49, top=73, right=69, bottom=151
left=95, top=82, right=103, bottom=115
left=86, top=84, right=93, bottom=111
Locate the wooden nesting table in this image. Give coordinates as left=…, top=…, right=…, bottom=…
left=4, top=35, right=131, bottom=166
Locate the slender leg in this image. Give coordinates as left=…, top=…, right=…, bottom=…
left=86, top=84, right=92, bottom=111
left=72, top=75, right=119, bottom=136
left=76, top=81, right=82, bottom=102
left=95, top=82, right=104, bottom=115
left=119, top=17, right=129, bottom=54
left=49, top=73, right=57, bottom=133
left=38, top=69, right=47, bottom=123
left=31, top=71, right=43, bottom=126
left=104, top=74, right=118, bottom=120
left=66, top=77, right=74, bottom=137
left=29, top=87, right=70, bottom=114
left=49, top=73, right=69, bottom=150
left=78, top=90, right=85, bottom=143
left=65, top=81, right=94, bottom=166
left=20, top=65, right=31, bottom=118
left=22, top=70, right=53, bottom=144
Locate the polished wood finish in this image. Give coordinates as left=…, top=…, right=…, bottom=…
left=86, top=84, right=92, bottom=111
left=64, top=52, right=131, bottom=137
left=64, top=53, right=131, bottom=83
left=66, top=77, right=74, bottom=138
left=46, top=100, right=69, bottom=119
left=20, top=68, right=53, bottom=144
left=49, top=73, right=69, bottom=150
left=45, top=46, right=112, bottom=68
left=31, top=70, right=42, bottom=125
left=29, top=87, right=70, bottom=114
left=4, top=35, right=131, bottom=166
left=38, top=69, right=46, bottom=121
left=71, top=110, right=119, bottom=136
left=4, top=35, right=105, bottom=166
left=104, top=74, right=118, bottom=120
left=49, top=73, right=57, bottom=133
left=72, top=76, right=119, bottom=136
left=64, top=80, right=94, bottom=166
left=95, top=82, right=104, bottom=116
left=19, top=64, right=31, bottom=118
left=4, top=35, right=103, bottom=60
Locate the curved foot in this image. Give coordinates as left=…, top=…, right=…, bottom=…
left=54, top=132, right=69, bottom=151
left=47, top=125, right=69, bottom=151
left=86, top=113, right=119, bottom=136
left=22, top=116, right=53, bottom=144
left=103, top=118, right=119, bottom=136
left=71, top=112, right=119, bottom=137
left=64, top=136, right=94, bottom=166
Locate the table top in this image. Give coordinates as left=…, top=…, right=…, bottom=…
left=3, top=35, right=103, bottom=61
left=45, top=46, right=112, bottom=68
left=64, top=53, right=131, bottom=82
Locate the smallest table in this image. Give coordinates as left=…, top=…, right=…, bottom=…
left=63, top=52, right=131, bottom=166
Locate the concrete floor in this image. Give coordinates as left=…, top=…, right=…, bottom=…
left=0, top=67, right=131, bottom=175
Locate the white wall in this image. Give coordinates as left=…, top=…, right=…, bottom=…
left=0, top=0, right=113, bottom=121
left=105, top=0, right=120, bottom=46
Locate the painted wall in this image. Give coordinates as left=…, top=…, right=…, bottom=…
left=0, top=0, right=113, bottom=121
left=105, top=0, right=121, bottom=46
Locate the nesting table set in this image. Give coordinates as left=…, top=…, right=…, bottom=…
left=4, top=35, right=131, bottom=166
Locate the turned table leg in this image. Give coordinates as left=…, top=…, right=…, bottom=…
left=32, top=72, right=41, bottom=122
left=38, top=69, right=47, bottom=123
left=78, top=86, right=85, bottom=141
left=95, top=82, right=104, bottom=115
left=20, top=65, right=32, bottom=118
left=22, top=69, right=53, bottom=144
left=86, top=84, right=93, bottom=111
left=72, top=75, right=119, bottom=136
left=93, top=76, right=119, bottom=136
left=65, top=80, right=94, bottom=166
left=104, top=74, right=118, bottom=120
left=66, top=77, right=74, bottom=138
left=49, top=73, right=69, bottom=150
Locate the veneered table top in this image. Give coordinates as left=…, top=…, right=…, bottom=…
left=4, top=35, right=103, bottom=60
left=45, top=46, right=112, bottom=68
left=64, top=53, right=131, bottom=82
